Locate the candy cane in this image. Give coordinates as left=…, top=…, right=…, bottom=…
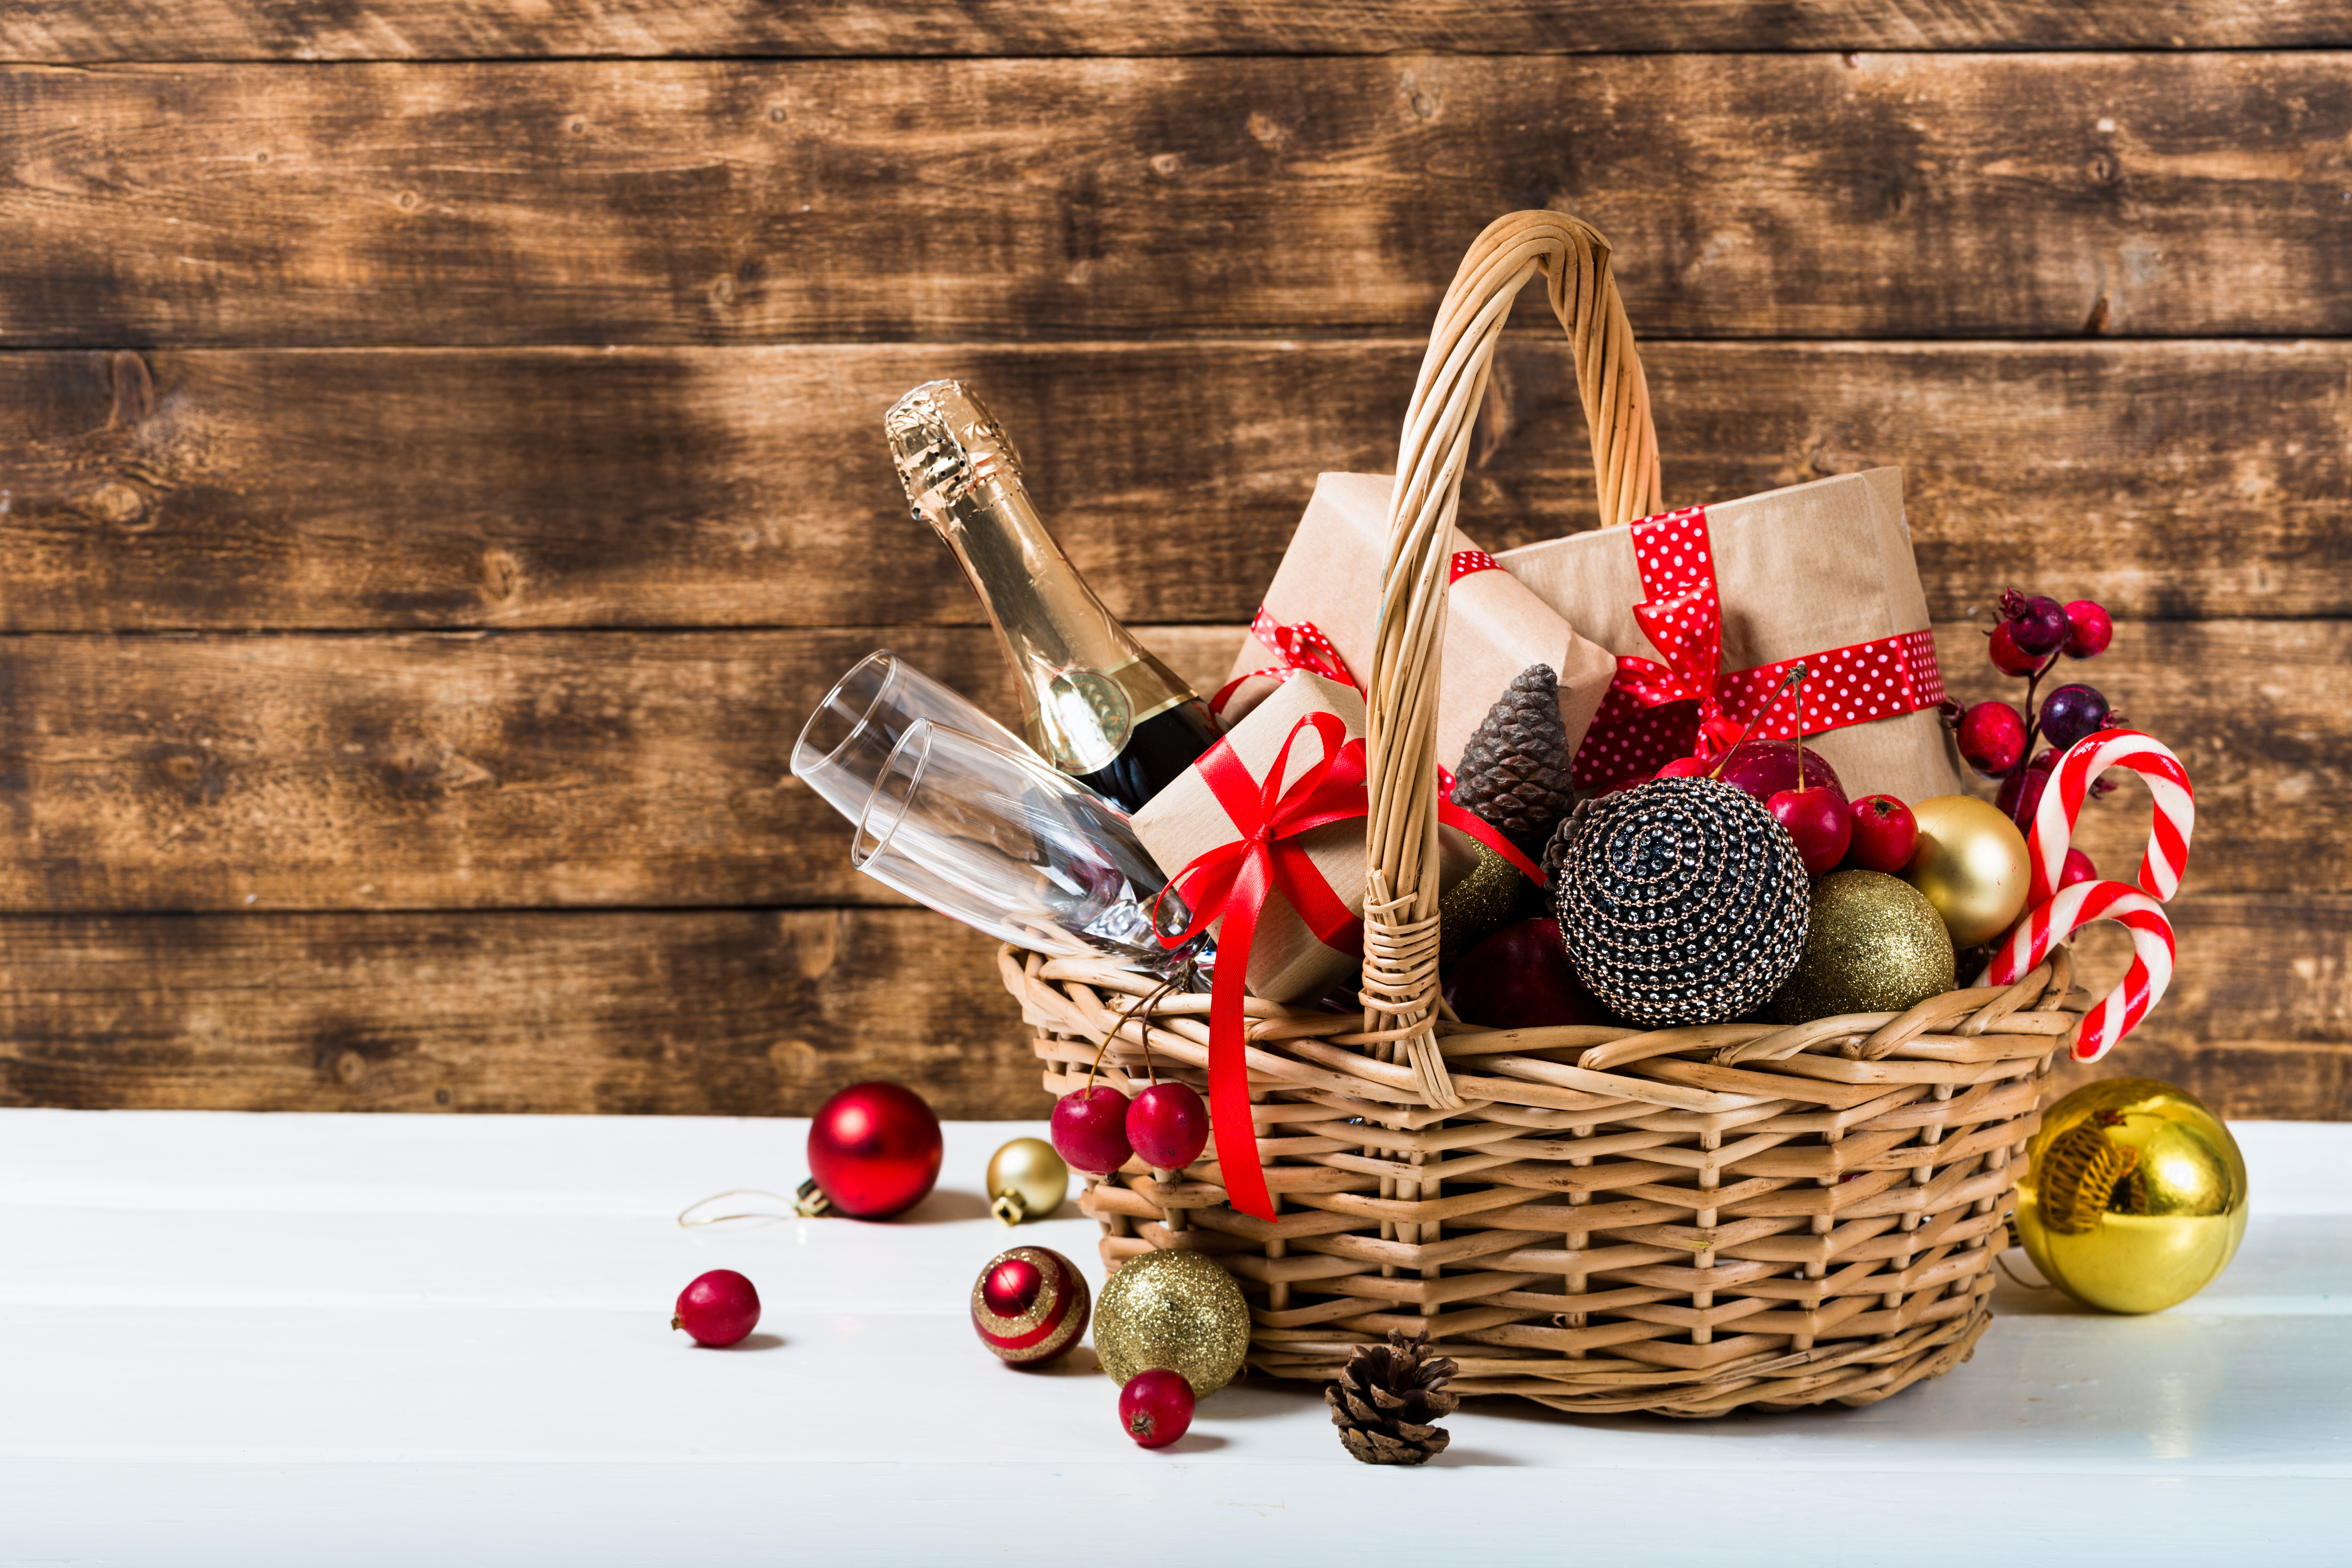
left=1980, top=879, right=2177, bottom=1062
left=2028, top=729, right=2194, bottom=908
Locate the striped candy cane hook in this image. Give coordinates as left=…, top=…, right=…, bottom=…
left=2027, top=729, right=2194, bottom=908
left=1980, top=878, right=2177, bottom=1062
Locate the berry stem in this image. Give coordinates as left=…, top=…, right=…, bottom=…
left=1707, top=663, right=1809, bottom=780
left=2000, top=647, right=2064, bottom=831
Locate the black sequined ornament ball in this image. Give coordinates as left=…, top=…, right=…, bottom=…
left=1547, top=777, right=1811, bottom=1027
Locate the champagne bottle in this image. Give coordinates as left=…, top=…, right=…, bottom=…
left=886, top=380, right=1222, bottom=811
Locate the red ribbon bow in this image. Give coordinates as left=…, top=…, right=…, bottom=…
left=1209, top=610, right=1360, bottom=715
left=1155, top=713, right=1368, bottom=1221
left=1154, top=714, right=1546, bottom=1222
left=1614, top=583, right=1748, bottom=760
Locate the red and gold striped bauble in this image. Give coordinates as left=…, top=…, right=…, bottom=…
left=969, top=1245, right=1090, bottom=1366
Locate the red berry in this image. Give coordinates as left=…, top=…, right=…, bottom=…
left=1957, top=702, right=2027, bottom=777
left=1051, top=1085, right=1133, bottom=1175
left=1768, top=785, right=1852, bottom=874
left=1997, top=749, right=2058, bottom=827
left=1119, top=1368, right=1196, bottom=1448
left=1651, top=755, right=1713, bottom=781
left=1846, top=795, right=1919, bottom=874
left=2064, top=600, right=2113, bottom=659
left=2002, top=590, right=2070, bottom=658
left=2060, top=848, right=2097, bottom=890
left=1987, top=620, right=2041, bottom=677
left=1126, top=1081, right=1209, bottom=1172
left=672, top=1269, right=761, bottom=1348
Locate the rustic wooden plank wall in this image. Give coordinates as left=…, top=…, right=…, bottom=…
left=2, top=5, right=2347, bottom=1120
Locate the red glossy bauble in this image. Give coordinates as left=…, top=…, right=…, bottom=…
left=1714, top=739, right=1844, bottom=809
left=1119, top=1366, right=1196, bottom=1448
left=1769, top=785, right=1851, bottom=873
left=1846, top=794, right=1919, bottom=874
left=969, top=1245, right=1091, bottom=1366
left=1651, top=755, right=1714, bottom=782
left=1051, top=1084, right=1134, bottom=1175
left=2059, top=847, right=2098, bottom=890
left=672, top=1269, right=761, bottom=1348
left=806, top=1081, right=942, bottom=1220
left=1127, top=1081, right=1209, bottom=1172
left=1445, top=918, right=1607, bottom=1030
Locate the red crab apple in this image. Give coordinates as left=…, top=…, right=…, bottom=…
left=1847, top=795, right=1919, bottom=874
left=1769, top=781, right=1852, bottom=873
left=1050, top=1084, right=1133, bottom=1175
left=1126, top=1081, right=1210, bottom=1172
left=1715, top=739, right=1845, bottom=809
left=1445, top=918, right=1606, bottom=1030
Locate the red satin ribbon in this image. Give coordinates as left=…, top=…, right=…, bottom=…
left=1208, top=553, right=1505, bottom=716
left=1570, top=506, right=1947, bottom=788
left=1154, top=713, right=1543, bottom=1221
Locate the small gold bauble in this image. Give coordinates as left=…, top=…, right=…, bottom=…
left=1903, top=794, right=2031, bottom=947
left=2016, top=1077, right=2249, bottom=1314
left=1438, top=842, right=1526, bottom=967
left=984, top=1136, right=1069, bottom=1225
left=1771, top=870, right=1955, bottom=1024
left=1093, top=1246, right=1251, bottom=1396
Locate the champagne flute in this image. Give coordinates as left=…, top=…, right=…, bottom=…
left=852, top=719, right=1204, bottom=980
left=792, top=649, right=1032, bottom=827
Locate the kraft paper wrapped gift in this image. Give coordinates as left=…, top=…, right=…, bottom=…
left=1218, top=472, right=1617, bottom=776
left=1132, top=672, right=1477, bottom=1006
left=1497, top=468, right=1966, bottom=806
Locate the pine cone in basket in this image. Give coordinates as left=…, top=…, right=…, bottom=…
left=1326, top=1329, right=1460, bottom=1466
left=1451, top=664, right=1574, bottom=856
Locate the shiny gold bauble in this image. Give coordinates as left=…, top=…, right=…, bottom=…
left=1439, top=842, right=1527, bottom=967
left=985, top=1136, right=1069, bottom=1225
left=1902, top=794, right=2031, bottom=947
left=1771, top=870, right=1956, bottom=1024
left=2016, top=1077, right=2249, bottom=1314
left=1093, top=1246, right=1251, bottom=1396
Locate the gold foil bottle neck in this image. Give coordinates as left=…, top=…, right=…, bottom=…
left=886, top=379, right=1024, bottom=520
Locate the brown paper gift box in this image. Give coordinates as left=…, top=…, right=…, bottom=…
left=1130, top=672, right=1372, bottom=1005
left=1497, top=468, right=1965, bottom=806
left=1219, top=472, right=1618, bottom=776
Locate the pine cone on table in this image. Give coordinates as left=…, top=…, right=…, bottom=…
left=1326, top=1329, right=1460, bottom=1466
left=1451, top=664, right=1574, bottom=855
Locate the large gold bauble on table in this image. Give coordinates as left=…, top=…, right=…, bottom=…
left=2016, top=1078, right=2249, bottom=1314
left=984, top=1136, right=1069, bottom=1225
left=1093, top=1247, right=1251, bottom=1396
left=1902, top=794, right=2031, bottom=947
left=1771, top=870, right=1956, bottom=1024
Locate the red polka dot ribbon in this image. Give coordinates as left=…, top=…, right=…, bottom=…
left=1570, top=506, right=1948, bottom=788
left=1209, top=607, right=1361, bottom=715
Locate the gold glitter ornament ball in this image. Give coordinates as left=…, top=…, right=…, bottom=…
left=984, top=1136, right=1069, bottom=1225
left=1438, top=842, right=1526, bottom=967
left=1771, top=871, right=1955, bottom=1025
left=2016, top=1078, right=2249, bottom=1314
left=1093, top=1247, right=1251, bottom=1396
left=1902, top=795, right=2031, bottom=947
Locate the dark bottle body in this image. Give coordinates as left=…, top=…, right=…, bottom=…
left=1076, top=697, right=1223, bottom=812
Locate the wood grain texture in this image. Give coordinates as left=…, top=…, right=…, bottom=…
left=1, top=897, right=2341, bottom=1119
left=5, top=340, right=2344, bottom=633
left=0, top=619, right=2329, bottom=911
left=9, top=2, right=2350, bottom=61
left=3, top=54, right=2349, bottom=346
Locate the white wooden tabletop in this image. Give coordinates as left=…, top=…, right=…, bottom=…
left=1, top=1108, right=2343, bottom=1566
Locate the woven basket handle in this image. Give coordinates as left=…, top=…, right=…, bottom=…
left=1358, top=212, right=1660, bottom=1109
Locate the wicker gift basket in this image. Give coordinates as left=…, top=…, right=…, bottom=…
left=1001, top=212, right=2083, bottom=1417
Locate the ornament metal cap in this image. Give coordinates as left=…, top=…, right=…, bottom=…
left=792, top=1176, right=831, bottom=1219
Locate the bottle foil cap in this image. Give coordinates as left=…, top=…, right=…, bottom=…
left=886, top=379, right=1024, bottom=519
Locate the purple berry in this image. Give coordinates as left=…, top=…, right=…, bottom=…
left=2001, top=589, right=2070, bottom=659
left=2038, top=684, right=2110, bottom=753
